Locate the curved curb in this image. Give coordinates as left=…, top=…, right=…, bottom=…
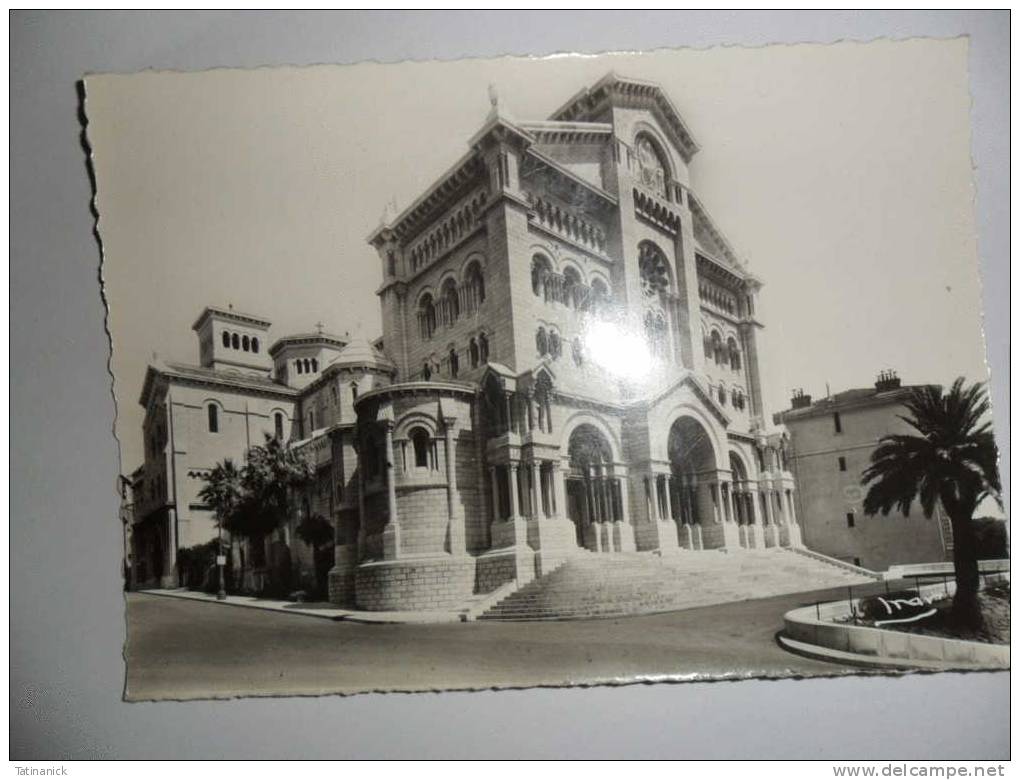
left=777, top=634, right=1001, bottom=672
left=779, top=579, right=1009, bottom=671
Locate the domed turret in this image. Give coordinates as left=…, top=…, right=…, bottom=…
left=329, top=337, right=396, bottom=373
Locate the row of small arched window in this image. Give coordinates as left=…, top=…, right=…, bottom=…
left=535, top=326, right=563, bottom=360
left=706, top=332, right=742, bottom=371
left=294, top=358, right=319, bottom=375
left=417, top=263, right=486, bottom=340
left=222, top=331, right=260, bottom=354
left=421, top=333, right=490, bottom=381
left=715, top=385, right=748, bottom=411
left=531, top=256, right=612, bottom=314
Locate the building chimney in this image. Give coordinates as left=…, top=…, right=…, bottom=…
left=875, top=369, right=901, bottom=392
left=790, top=388, right=812, bottom=410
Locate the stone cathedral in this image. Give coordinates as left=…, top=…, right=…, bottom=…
left=338, top=73, right=803, bottom=611
left=131, top=73, right=811, bottom=611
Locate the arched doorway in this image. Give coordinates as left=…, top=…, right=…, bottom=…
left=729, top=452, right=750, bottom=526
left=565, top=424, right=621, bottom=550
left=658, top=416, right=717, bottom=531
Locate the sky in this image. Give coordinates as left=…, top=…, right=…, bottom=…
left=85, top=37, right=991, bottom=474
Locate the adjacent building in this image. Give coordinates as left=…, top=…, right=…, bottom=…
left=774, top=371, right=952, bottom=571
left=130, top=306, right=394, bottom=589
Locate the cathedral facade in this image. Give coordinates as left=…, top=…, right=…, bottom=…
left=339, top=73, right=802, bottom=611
left=130, top=73, right=803, bottom=609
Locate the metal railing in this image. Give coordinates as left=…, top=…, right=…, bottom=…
left=812, top=567, right=1010, bottom=623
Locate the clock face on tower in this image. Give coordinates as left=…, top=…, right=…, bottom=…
left=636, top=135, right=667, bottom=198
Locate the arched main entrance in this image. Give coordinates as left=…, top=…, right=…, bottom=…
left=565, top=424, right=624, bottom=551
left=651, top=416, right=718, bottom=550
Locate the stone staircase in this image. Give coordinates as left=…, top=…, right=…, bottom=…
left=478, top=548, right=877, bottom=621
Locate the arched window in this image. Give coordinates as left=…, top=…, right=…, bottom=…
left=536, top=327, right=549, bottom=356
left=635, top=133, right=669, bottom=198
left=351, top=382, right=358, bottom=401
left=231, top=333, right=240, bottom=349
left=710, top=331, right=723, bottom=365
left=718, top=385, right=727, bottom=406
left=418, top=293, right=437, bottom=340
left=562, top=267, right=582, bottom=309
left=222, top=331, right=230, bottom=348
left=312, top=358, right=318, bottom=372
left=307, top=410, right=315, bottom=434
left=463, top=261, right=485, bottom=311
left=478, top=333, right=490, bottom=363
left=531, top=255, right=552, bottom=298
left=549, top=330, right=561, bottom=360
left=296, top=360, right=303, bottom=375
left=422, top=362, right=432, bottom=381
left=469, top=338, right=479, bottom=368
left=251, top=337, right=259, bottom=354
left=449, top=348, right=459, bottom=378
left=242, top=335, right=250, bottom=352
left=590, top=278, right=610, bottom=318
left=644, top=311, right=668, bottom=357
left=728, top=338, right=742, bottom=370
left=639, top=241, right=671, bottom=298
left=441, top=279, right=459, bottom=326
left=572, top=337, right=585, bottom=367
left=274, top=412, right=284, bottom=440
left=409, top=427, right=431, bottom=469
left=534, top=371, right=554, bottom=434
left=207, top=404, right=219, bottom=433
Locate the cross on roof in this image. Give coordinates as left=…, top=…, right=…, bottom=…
left=315, top=321, right=325, bottom=334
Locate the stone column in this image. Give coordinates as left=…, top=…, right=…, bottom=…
left=526, top=392, right=535, bottom=432
left=775, top=488, right=792, bottom=547
left=504, top=393, right=515, bottom=435
left=617, top=476, right=635, bottom=553
left=646, top=475, right=659, bottom=522
left=554, top=461, right=568, bottom=520
left=760, top=490, right=777, bottom=548
left=702, top=478, right=740, bottom=550
left=443, top=416, right=465, bottom=555
left=725, top=482, right=737, bottom=524
left=785, top=488, right=803, bottom=548
left=508, top=462, right=521, bottom=520
left=530, top=460, right=542, bottom=521
left=489, top=466, right=501, bottom=524
left=664, top=475, right=675, bottom=522
left=745, top=487, right=763, bottom=549
left=381, top=421, right=400, bottom=560
left=710, top=482, right=722, bottom=524
left=491, top=460, right=527, bottom=549
left=654, top=471, right=680, bottom=555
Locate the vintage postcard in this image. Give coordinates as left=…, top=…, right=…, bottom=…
left=84, top=38, right=1007, bottom=700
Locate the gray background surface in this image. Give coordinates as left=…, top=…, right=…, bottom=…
left=10, top=11, right=1009, bottom=760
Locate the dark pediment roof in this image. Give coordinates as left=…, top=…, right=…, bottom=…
left=548, top=73, right=700, bottom=162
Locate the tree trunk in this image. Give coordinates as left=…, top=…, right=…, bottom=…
left=949, top=512, right=983, bottom=630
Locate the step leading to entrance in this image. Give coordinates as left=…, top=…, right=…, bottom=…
left=478, top=549, right=876, bottom=621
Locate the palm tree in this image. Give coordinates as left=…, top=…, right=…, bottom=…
left=862, top=378, right=1001, bottom=629
left=229, top=434, right=314, bottom=540
left=197, top=458, right=243, bottom=597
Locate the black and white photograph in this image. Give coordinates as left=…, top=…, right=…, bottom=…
left=81, top=37, right=1009, bottom=702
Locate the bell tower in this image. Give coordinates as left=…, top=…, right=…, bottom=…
left=191, top=306, right=273, bottom=377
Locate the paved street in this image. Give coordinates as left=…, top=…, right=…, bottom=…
left=125, top=580, right=902, bottom=700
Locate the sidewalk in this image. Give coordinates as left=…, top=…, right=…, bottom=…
left=138, top=588, right=463, bottom=624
